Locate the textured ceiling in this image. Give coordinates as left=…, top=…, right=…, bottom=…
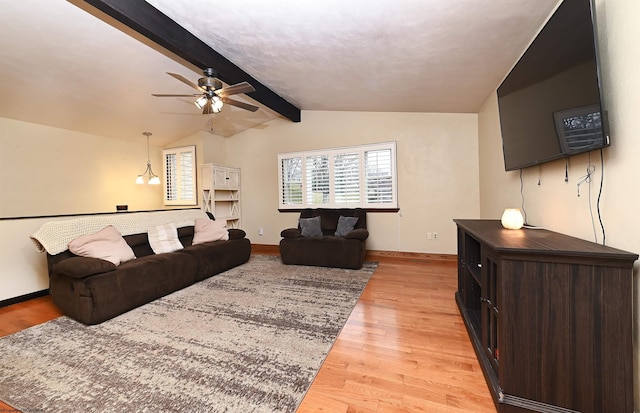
left=0, top=0, right=560, bottom=146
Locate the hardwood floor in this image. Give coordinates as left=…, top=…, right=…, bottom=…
left=0, top=256, right=495, bottom=413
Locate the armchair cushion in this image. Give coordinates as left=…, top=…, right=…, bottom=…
left=281, top=228, right=302, bottom=238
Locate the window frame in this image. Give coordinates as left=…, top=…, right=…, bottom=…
left=278, top=142, right=397, bottom=210
left=163, top=145, right=197, bottom=206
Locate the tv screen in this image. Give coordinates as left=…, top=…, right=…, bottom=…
left=497, top=0, right=609, bottom=171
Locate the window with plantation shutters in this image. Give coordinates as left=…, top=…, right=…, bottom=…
left=278, top=142, right=397, bottom=209
left=163, top=145, right=197, bottom=206
left=365, top=148, right=393, bottom=206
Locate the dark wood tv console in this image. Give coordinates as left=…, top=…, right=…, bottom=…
left=454, top=219, right=637, bottom=413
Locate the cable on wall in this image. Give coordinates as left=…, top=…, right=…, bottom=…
left=597, top=149, right=606, bottom=245
left=576, top=152, right=603, bottom=244
left=519, top=169, right=528, bottom=225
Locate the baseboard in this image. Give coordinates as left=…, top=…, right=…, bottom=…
left=0, top=289, right=49, bottom=308
left=251, top=244, right=280, bottom=255
left=366, top=250, right=457, bottom=262
left=250, top=244, right=456, bottom=263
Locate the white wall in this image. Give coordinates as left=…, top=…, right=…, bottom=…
left=478, top=0, right=640, bottom=409
left=221, top=110, right=480, bottom=254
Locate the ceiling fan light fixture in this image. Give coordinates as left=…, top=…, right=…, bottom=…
left=194, top=95, right=208, bottom=110
left=212, top=96, right=223, bottom=112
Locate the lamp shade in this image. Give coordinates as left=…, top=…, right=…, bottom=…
left=501, top=208, right=524, bottom=229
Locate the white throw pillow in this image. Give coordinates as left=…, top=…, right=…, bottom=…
left=192, top=219, right=229, bottom=245
left=68, top=225, right=136, bottom=266
left=148, top=223, right=183, bottom=254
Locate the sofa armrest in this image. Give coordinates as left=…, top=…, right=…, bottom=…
left=345, top=228, right=369, bottom=241
left=280, top=228, right=302, bottom=238
left=228, top=228, right=247, bottom=240
left=53, top=256, right=117, bottom=279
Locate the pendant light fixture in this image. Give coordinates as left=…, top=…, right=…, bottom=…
left=136, top=132, right=160, bottom=185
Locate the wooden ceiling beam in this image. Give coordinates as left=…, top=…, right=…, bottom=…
left=81, top=0, right=301, bottom=122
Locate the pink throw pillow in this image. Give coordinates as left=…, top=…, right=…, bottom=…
left=68, top=226, right=136, bottom=266
left=192, top=219, right=229, bottom=245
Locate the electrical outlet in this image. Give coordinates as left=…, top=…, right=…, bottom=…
left=433, top=232, right=438, bottom=240
left=258, top=228, right=264, bottom=236
left=427, top=232, right=433, bottom=240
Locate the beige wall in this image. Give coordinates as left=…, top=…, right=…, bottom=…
left=0, top=117, right=165, bottom=217
left=478, top=0, right=640, bottom=408
left=220, top=110, right=480, bottom=254
left=0, top=118, right=168, bottom=300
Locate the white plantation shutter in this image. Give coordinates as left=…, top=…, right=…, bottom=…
left=163, top=146, right=197, bottom=206
left=334, top=152, right=360, bottom=205
left=305, top=155, right=329, bottom=204
left=278, top=142, right=397, bottom=209
left=279, top=156, right=303, bottom=206
left=178, top=151, right=194, bottom=201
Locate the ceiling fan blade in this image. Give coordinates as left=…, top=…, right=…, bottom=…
left=151, top=93, right=202, bottom=97
left=216, top=82, right=255, bottom=97
left=222, top=97, right=259, bottom=112
left=166, top=72, right=204, bottom=92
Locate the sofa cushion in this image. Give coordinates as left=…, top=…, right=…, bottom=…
left=335, top=216, right=359, bottom=237
left=54, top=256, right=116, bottom=279
left=192, top=218, right=229, bottom=245
left=299, top=216, right=322, bottom=237
left=179, top=238, right=251, bottom=281
left=68, top=225, right=136, bottom=266
left=228, top=228, right=247, bottom=240
left=148, top=223, right=183, bottom=254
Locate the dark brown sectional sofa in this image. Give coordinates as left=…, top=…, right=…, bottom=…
left=47, top=226, right=251, bottom=325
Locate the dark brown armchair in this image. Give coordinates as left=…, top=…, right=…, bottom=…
left=279, top=208, right=369, bottom=269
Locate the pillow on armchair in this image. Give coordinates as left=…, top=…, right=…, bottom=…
left=299, top=216, right=322, bottom=237
left=334, top=216, right=359, bottom=237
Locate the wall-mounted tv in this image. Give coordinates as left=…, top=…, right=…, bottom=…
left=497, top=0, right=609, bottom=172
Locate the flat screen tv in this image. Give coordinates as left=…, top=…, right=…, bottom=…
left=497, top=0, right=609, bottom=171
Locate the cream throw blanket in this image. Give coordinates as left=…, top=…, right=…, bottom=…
left=31, top=209, right=209, bottom=255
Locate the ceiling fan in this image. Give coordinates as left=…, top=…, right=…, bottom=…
left=152, top=68, right=259, bottom=114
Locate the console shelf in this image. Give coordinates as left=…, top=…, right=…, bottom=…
left=454, top=219, right=637, bottom=413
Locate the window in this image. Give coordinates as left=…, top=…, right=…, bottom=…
left=163, top=145, right=196, bottom=205
left=278, top=142, right=397, bottom=209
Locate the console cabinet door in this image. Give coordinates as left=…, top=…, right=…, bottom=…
left=480, top=250, right=500, bottom=375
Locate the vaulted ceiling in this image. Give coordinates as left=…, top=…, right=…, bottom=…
left=0, top=0, right=560, bottom=146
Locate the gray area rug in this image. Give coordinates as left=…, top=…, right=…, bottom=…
left=0, top=255, right=376, bottom=413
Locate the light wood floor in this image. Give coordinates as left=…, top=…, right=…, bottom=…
left=0, top=256, right=496, bottom=413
